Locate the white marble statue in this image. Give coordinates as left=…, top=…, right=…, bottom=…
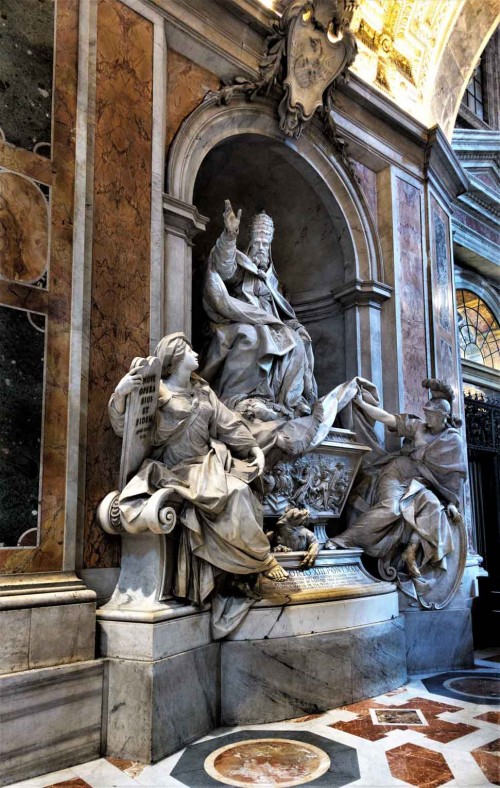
left=327, top=379, right=467, bottom=586
left=108, top=333, right=288, bottom=633
left=200, top=201, right=317, bottom=419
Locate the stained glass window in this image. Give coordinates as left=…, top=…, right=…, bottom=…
left=457, top=289, right=500, bottom=369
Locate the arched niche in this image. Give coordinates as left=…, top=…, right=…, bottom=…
left=165, top=96, right=387, bottom=395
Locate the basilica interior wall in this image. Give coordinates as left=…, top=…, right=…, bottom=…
left=0, top=0, right=79, bottom=572
left=83, top=0, right=155, bottom=570
left=0, top=0, right=474, bottom=580
left=1, top=1, right=496, bottom=782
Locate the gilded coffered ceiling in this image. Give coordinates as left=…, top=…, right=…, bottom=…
left=263, top=0, right=500, bottom=136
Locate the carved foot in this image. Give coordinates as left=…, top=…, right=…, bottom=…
left=264, top=559, right=289, bottom=581
left=402, top=542, right=421, bottom=578
left=324, top=538, right=338, bottom=550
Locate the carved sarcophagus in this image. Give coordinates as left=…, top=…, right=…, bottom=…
left=263, top=427, right=370, bottom=526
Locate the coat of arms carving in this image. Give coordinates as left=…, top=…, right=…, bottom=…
left=209, top=0, right=358, bottom=148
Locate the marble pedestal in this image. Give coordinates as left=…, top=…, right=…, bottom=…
left=0, top=574, right=102, bottom=786
left=221, top=592, right=406, bottom=725
left=0, top=660, right=104, bottom=787
left=98, top=551, right=406, bottom=762
left=401, top=554, right=482, bottom=674
left=403, top=608, right=474, bottom=674
left=99, top=602, right=219, bottom=763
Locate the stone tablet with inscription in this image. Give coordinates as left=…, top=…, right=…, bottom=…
left=119, top=356, right=161, bottom=489
left=259, top=550, right=394, bottom=603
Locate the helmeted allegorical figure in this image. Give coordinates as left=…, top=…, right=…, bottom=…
left=200, top=200, right=317, bottom=421
left=326, top=379, right=467, bottom=587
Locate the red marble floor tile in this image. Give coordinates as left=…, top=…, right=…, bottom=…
left=472, top=738, right=500, bottom=786
left=106, top=756, right=146, bottom=778
left=475, top=711, right=500, bottom=725
left=398, top=697, right=464, bottom=716
left=330, top=695, right=475, bottom=743
left=386, top=743, right=454, bottom=788
left=289, top=713, right=325, bottom=723
left=46, top=780, right=92, bottom=788
left=206, top=740, right=330, bottom=785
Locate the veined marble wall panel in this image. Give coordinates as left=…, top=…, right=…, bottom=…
left=166, top=50, right=219, bottom=151
left=430, top=198, right=459, bottom=396
left=0, top=171, right=49, bottom=286
left=396, top=177, right=429, bottom=415
left=0, top=0, right=54, bottom=154
left=83, top=0, right=154, bottom=568
left=0, top=0, right=78, bottom=574
left=352, top=161, right=378, bottom=231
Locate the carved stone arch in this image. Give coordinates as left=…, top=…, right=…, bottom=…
left=166, top=95, right=384, bottom=284
left=430, top=1, right=500, bottom=138
left=164, top=95, right=390, bottom=392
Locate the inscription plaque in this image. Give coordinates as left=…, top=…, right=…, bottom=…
left=259, top=551, right=394, bottom=603
left=119, top=356, right=161, bottom=489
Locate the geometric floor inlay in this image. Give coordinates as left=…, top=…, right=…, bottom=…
left=330, top=697, right=477, bottom=743
left=474, top=710, right=500, bottom=725
left=171, top=730, right=360, bottom=788
left=371, top=708, right=427, bottom=726
left=204, top=738, right=331, bottom=787
left=443, top=676, right=500, bottom=701
left=422, top=671, right=500, bottom=705
left=471, top=738, right=500, bottom=786
left=386, top=743, right=454, bottom=788
left=7, top=653, right=500, bottom=788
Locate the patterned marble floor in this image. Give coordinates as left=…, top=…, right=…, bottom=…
left=7, top=650, right=500, bottom=788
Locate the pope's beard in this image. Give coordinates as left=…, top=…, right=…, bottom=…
left=252, top=252, right=270, bottom=271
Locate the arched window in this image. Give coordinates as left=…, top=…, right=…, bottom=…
left=457, top=289, right=500, bottom=369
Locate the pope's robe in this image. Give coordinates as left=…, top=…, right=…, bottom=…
left=200, top=230, right=317, bottom=414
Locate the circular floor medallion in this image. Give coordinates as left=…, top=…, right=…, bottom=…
left=444, top=676, right=500, bottom=701
left=204, top=737, right=331, bottom=787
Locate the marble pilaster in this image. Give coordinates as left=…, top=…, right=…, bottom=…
left=333, top=279, right=392, bottom=402
left=163, top=195, right=209, bottom=336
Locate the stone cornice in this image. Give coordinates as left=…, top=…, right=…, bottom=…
left=424, top=126, right=470, bottom=203
left=337, top=72, right=428, bottom=150
left=163, top=194, right=209, bottom=240
left=452, top=129, right=500, bottom=156
left=332, top=279, right=393, bottom=309
left=462, top=359, right=500, bottom=393
left=0, top=572, right=96, bottom=609
left=154, top=0, right=264, bottom=78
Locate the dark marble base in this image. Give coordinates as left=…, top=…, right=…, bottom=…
left=422, top=670, right=500, bottom=705
left=221, top=617, right=407, bottom=725
left=404, top=608, right=474, bottom=674
left=104, top=644, right=220, bottom=763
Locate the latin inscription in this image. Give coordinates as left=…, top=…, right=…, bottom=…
left=275, top=564, right=371, bottom=592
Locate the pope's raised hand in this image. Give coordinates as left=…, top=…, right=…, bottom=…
left=223, top=199, right=242, bottom=238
